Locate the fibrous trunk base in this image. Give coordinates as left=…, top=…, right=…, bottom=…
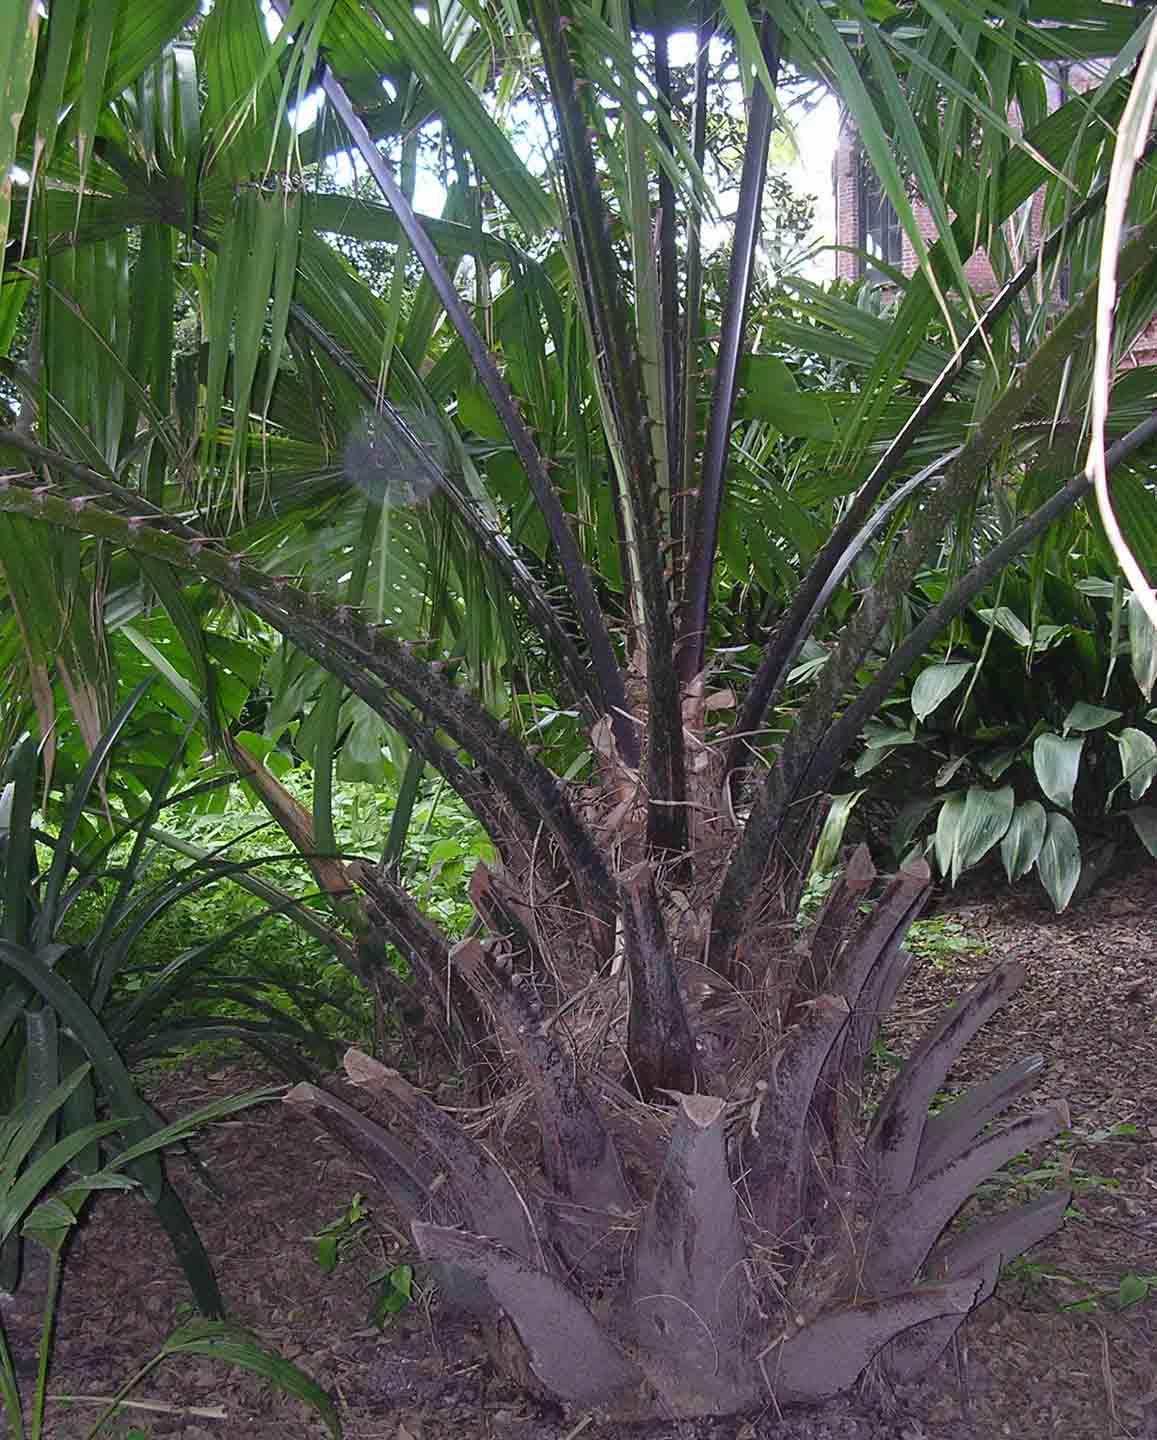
left=288, top=847, right=1066, bottom=1419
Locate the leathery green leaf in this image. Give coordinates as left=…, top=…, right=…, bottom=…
left=1033, top=733, right=1084, bottom=811
left=934, top=791, right=966, bottom=879
left=1129, top=591, right=1157, bottom=699
left=1062, top=701, right=1123, bottom=736
left=1129, top=807, right=1157, bottom=857
left=1115, top=727, right=1157, bottom=802
left=1036, top=811, right=1081, bottom=913
left=737, top=356, right=835, bottom=440
left=911, top=661, right=973, bottom=722
left=1000, top=800, right=1047, bottom=883
left=951, top=785, right=1015, bottom=883
left=811, top=791, right=866, bottom=875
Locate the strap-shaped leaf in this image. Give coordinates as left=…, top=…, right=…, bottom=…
left=361, top=0, right=552, bottom=234
left=160, top=1322, right=340, bottom=1438
left=28, top=0, right=73, bottom=191
left=0, top=941, right=163, bottom=1199
left=1, top=737, right=36, bottom=947
left=35, top=679, right=153, bottom=946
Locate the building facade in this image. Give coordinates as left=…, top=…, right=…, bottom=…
left=832, top=64, right=1098, bottom=290
left=831, top=65, right=1157, bottom=366
left=832, top=136, right=1003, bottom=290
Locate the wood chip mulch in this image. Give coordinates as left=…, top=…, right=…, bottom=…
left=5, top=860, right=1155, bottom=1439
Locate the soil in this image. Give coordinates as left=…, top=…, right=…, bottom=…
left=5, top=861, right=1155, bottom=1440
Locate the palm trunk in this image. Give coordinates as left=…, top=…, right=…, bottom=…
left=288, top=829, right=1066, bottom=1418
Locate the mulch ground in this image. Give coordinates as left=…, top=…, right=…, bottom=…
left=6, top=861, right=1155, bottom=1440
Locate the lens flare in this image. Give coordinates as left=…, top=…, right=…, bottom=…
left=342, top=408, right=445, bottom=507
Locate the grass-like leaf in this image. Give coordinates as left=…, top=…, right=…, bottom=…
left=159, top=1322, right=341, bottom=1437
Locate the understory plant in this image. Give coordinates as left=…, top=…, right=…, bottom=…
left=3, top=0, right=1157, bottom=1421
left=855, top=570, right=1157, bottom=909
left=0, top=698, right=358, bottom=1315
left=0, top=726, right=345, bottom=1436
left=0, top=715, right=219, bottom=1316
left=0, top=1063, right=338, bottom=1440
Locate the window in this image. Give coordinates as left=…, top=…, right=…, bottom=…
left=857, top=152, right=902, bottom=279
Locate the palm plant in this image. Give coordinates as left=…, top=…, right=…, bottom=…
left=2, top=0, right=1157, bottom=1418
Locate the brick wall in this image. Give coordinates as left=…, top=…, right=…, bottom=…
left=836, top=122, right=1003, bottom=292
left=829, top=63, right=1157, bottom=374
left=833, top=61, right=1109, bottom=294
left=833, top=131, right=860, bottom=283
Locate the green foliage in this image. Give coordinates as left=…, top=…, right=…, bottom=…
left=312, top=1192, right=369, bottom=1274
left=80, top=1319, right=341, bottom=1439
left=1002, top=1260, right=1156, bottom=1315
left=1116, top=1272, right=1157, bottom=1308
left=0, top=719, right=322, bottom=1418
left=311, top=1192, right=414, bottom=1328
left=2, top=0, right=1156, bottom=1417
left=0, top=1068, right=280, bottom=1440
left=855, top=573, right=1157, bottom=909
left=96, top=767, right=495, bottom=1056
left=368, top=1263, right=414, bottom=1328
left=2, top=718, right=339, bottom=1075
left=84, top=813, right=369, bottom=1067
left=904, top=914, right=985, bottom=971
left=980, top=1123, right=1143, bottom=1208
left=990, top=1155, right=1119, bottom=1197
left=0, top=698, right=225, bottom=1314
